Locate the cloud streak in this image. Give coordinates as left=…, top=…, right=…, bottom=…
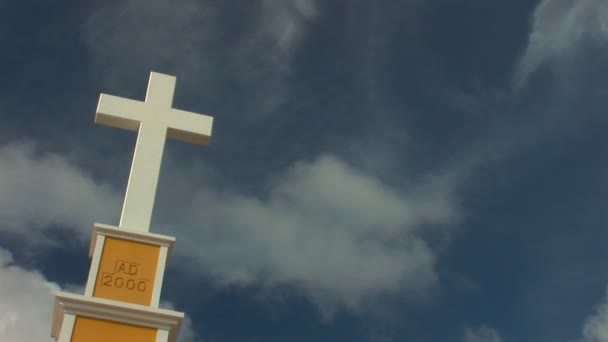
left=463, top=325, right=502, bottom=342
left=514, top=0, right=608, bottom=89
left=161, top=154, right=460, bottom=315
left=259, top=0, right=318, bottom=60
left=83, top=0, right=319, bottom=119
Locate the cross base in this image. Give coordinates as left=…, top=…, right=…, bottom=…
left=51, top=292, right=183, bottom=342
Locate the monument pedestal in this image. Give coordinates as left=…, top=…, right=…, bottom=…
left=51, top=292, right=183, bottom=342
left=51, top=223, right=184, bottom=342
left=51, top=71, right=213, bottom=341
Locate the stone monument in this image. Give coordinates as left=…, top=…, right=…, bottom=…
left=51, top=72, right=213, bottom=342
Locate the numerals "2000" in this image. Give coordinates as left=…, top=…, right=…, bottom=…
left=101, top=274, right=147, bottom=292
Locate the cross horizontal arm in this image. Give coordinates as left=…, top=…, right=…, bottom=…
left=166, top=108, right=213, bottom=146
left=95, top=94, right=146, bottom=132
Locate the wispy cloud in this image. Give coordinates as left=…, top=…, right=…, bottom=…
left=83, top=0, right=220, bottom=81
left=83, top=0, right=319, bottom=119
left=259, top=0, right=318, bottom=60
left=514, top=0, right=608, bottom=89
left=463, top=325, right=503, bottom=342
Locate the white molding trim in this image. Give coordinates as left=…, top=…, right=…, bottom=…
left=84, top=235, right=106, bottom=296
left=57, top=313, right=75, bottom=342
left=151, top=246, right=169, bottom=307
left=51, top=292, right=184, bottom=342
left=157, top=329, right=170, bottom=342
left=89, top=223, right=175, bottom=258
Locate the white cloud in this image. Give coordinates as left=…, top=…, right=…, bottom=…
left=0, top=246, right=199, bottom=342
left=0, top=141, right=461, bottom=316
left=163, top=155, right=460, bottom=315
left=463, top=325, right=503, bottom=342
left=582, top=288, right=608, bottom=342
left=0, top=247, right=58, bottom=341
left=0, top=142, right=120, bottom=243
left=514, top=0, right=608, bottom=88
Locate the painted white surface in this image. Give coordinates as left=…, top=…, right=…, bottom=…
left=57, top=314, right=75, bottom=342
left=96, top=72, right=213, bottom=232
left=151, top=246, right=169, bottom=308
left=156, top=329, right=170, bottom=342
left=89, top=223, right=176, bottom=258
left=84, top=235, right=106, bottom=296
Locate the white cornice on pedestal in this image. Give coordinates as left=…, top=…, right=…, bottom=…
left=89, top=223, right=175, bottom=258
left=51, top=292, right=184, bottom=342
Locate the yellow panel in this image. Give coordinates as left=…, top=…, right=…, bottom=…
left=93, top=237, right=160, bottom=305
left=71, top=316, right=157, bottom=342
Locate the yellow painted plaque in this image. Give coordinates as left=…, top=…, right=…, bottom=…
left=93, top=237, right=160, bottom=305
left=71, top=316, right=156, bottom=341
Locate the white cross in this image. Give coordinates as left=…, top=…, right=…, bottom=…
left=95, top=71, right=213, bottom=232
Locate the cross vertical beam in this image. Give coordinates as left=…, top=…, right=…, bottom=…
left=120, top=118, right=168, bottom=231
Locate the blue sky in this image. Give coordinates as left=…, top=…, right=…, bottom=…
left=2, top=0, right=608, bottom=341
